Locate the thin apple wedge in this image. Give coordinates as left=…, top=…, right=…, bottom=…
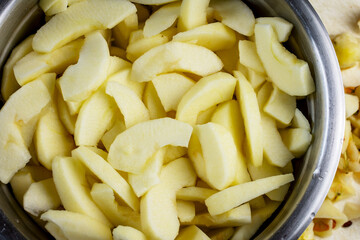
left=59, top=31, right=110, bottom=103
left=72, top=146, right=139, bottom=211
left=106, top=81, right=150, bottom=129
left=176, top=187, right=217, bottom=202
left=107, top=68, right=145, bottom=99
left=141, top=157, right=196, bottom=240
left=176, top=200, right=195, bottom=222
left=143, top=2, right=181, bottom=37
left=33, top=0, right=136, bottom=53
left=90, top=183, right=141, bottom=230
left=52, top=156, right=112, bottom=227
left=256, top=17, right=293, bottom=42
left=176, top=72, right=236, bottom=125
left=173, top=22, right=236, bottom=51
left=255, top=23, right=315, bottom=96
left=75, top=89, right=117, bottom=146
left=234, top=71, right=263, bottom=167
left=41, top=210, right=112, bottom=240
left=131, top=41, right=223, bottom=83
left=143, top=82, right=167, bottom=119
left=56, top=89, right=76, bottom=135
left=101, top=120, right=126, bottom=151
left=1, top=35, right=33, bottom=100
left=238, top=40, right=265, bottom=74
left=177, top=0, right=210, bottom=31
left=176, top=225, right=210, bottom=240
left=211, top=0, right=255, bottom=36
left=108, top=118, right=193, bottom=174
left=205, top=173, right=294, bottom=215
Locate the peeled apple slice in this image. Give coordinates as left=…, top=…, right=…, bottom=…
left=143, top=2, right=181, bottom=37
left=255, top=23, right=315, bottom=96
left=113, top=225, right=147, bottom=240
left=131, top=41, right=223, bottom=83
left=41, top=210, right=112, bottom=240
left=33, top=0, right=137, bottom=53
left=59, top=31, right=110, bottom=103
left=108, top=118, right=193, bottom=174
left=72, top=146, right=139, bottom=211
left=52, top=156, right=112, bottom=227
left=74, top=89, right=117, bottom=146
left=177, top=0, right=210, bottom=31
left=176, top=72, right=236, bottom=125
left=211, top=0, right=255, bottom=36
left=106, top=81, right=150, bottom=129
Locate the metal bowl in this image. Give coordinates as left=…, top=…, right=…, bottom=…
left=0, top=0, right=344, bottom=239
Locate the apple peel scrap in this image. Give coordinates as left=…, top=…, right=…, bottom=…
left=0, top=0, right=315, bottom=239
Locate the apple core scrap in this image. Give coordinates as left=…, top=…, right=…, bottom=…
left=0, top=0, right=315, bottom=239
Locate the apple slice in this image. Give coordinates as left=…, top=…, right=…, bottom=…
left=152, top=73, right=195, bottom=112
left=280, top=128, right=312, bottom=158
left=131, top=41, right=223, bottom=83
left=176, top=200, right=195, bottom=222
left=14, top=39, right=83, bottom=86
left=41, top=210, right=112, bottom=240
left=0, top=75, right=54, bottom=184
left=106, top=81, right=150, bottom=129
left=256, top=17, right=293, bottom=42
left=90, top=183, right=141, bottom=230
left=234, top=71, right=263, bottom=167
left=196, top=106, right=217, bottom=125
left=108, top=118, right=193, bottom=173
left=35, top=103, right=75, bottom=170
left=113, top=225, right=146, bottom=240
left=10, top=172, right=34, bottom=205
left=143, top=2, right=181, bottom=37
left=141, top=157, right=196, bottom=240
left=345, top=93, right=359, bottom=118
left=211, top=0, right=255, bottom=36
left=255, top=23, right=315, bottom=96
left=178, top=0, right=210, bottom=31
left=59, top=31, right=110, bottom=102
left=56, top=89, right=76, bottom=135
left=128, top=149, right=165, bottom=197
left=261, top=112, right=294, bottom=167
left=264, top=85, right=296, bottom=125
left=107, top=68, right=145, bottom=99
left=205, top=173, right=294, bottom=215
left=143, top=82, right=167, bottom=119
left=164, top=146, right=187, bottom=164
left=315, top=199, right=348, bottom=230
left=194, top=123, right=238, bottom=190
left=42, top=0, right=67, bottom=16
left=52, top=156, right=112, bottom=227
left=239, top=40, right=265, bottom=73
left=72, top=146, right=139, bottom=211
left=173, top=22, right=236, bottom=51
left=176, top=225, right=210, bottom=240
left=126, top=28, right=176, bottom=62
left=176, top=72, right=236, bottom=125
left=75, top=89, right=117, bottom=146
left=183, top=203, right=251, bottom=227
left=23, top=178, right=61, bottom=216
left=247, top=69, right=266, bottom=90
left=176, top=187, right=217, bottom=202
left=33, top=0, right=136, bottom=53
left=1, top=35, right=33, bottom=100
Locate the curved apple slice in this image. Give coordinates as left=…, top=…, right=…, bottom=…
left=131, top=41, right=223, bottom=83
left=176, top=72, right=236, bottom=125
left=72, top=147, right=139, bottom=211
left=177, top=0, right=210, bottom=31
left=143, top=2, right=181, bottom=37
left=234, top=71, right=263, bottom=167
left=52, top=156, right=112, bottom=227
left=41, top=210, right=112, bottom=240
left=106, top=81, right=149, bottom=129
left=33, top=0, right=136, bottom=53
left=59, top=32, right=110, bottom=102
left=211, top=0, right=255, bottom=36
left=255, top=24, right=315, bottom=96
left=108, top=118, right=193, bottom=174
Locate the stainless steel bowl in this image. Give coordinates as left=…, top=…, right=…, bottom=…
left=0, top=0, right=344, bottom=239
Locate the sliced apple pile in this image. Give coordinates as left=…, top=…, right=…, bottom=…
left=0, top=0, right=316, bottom=239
